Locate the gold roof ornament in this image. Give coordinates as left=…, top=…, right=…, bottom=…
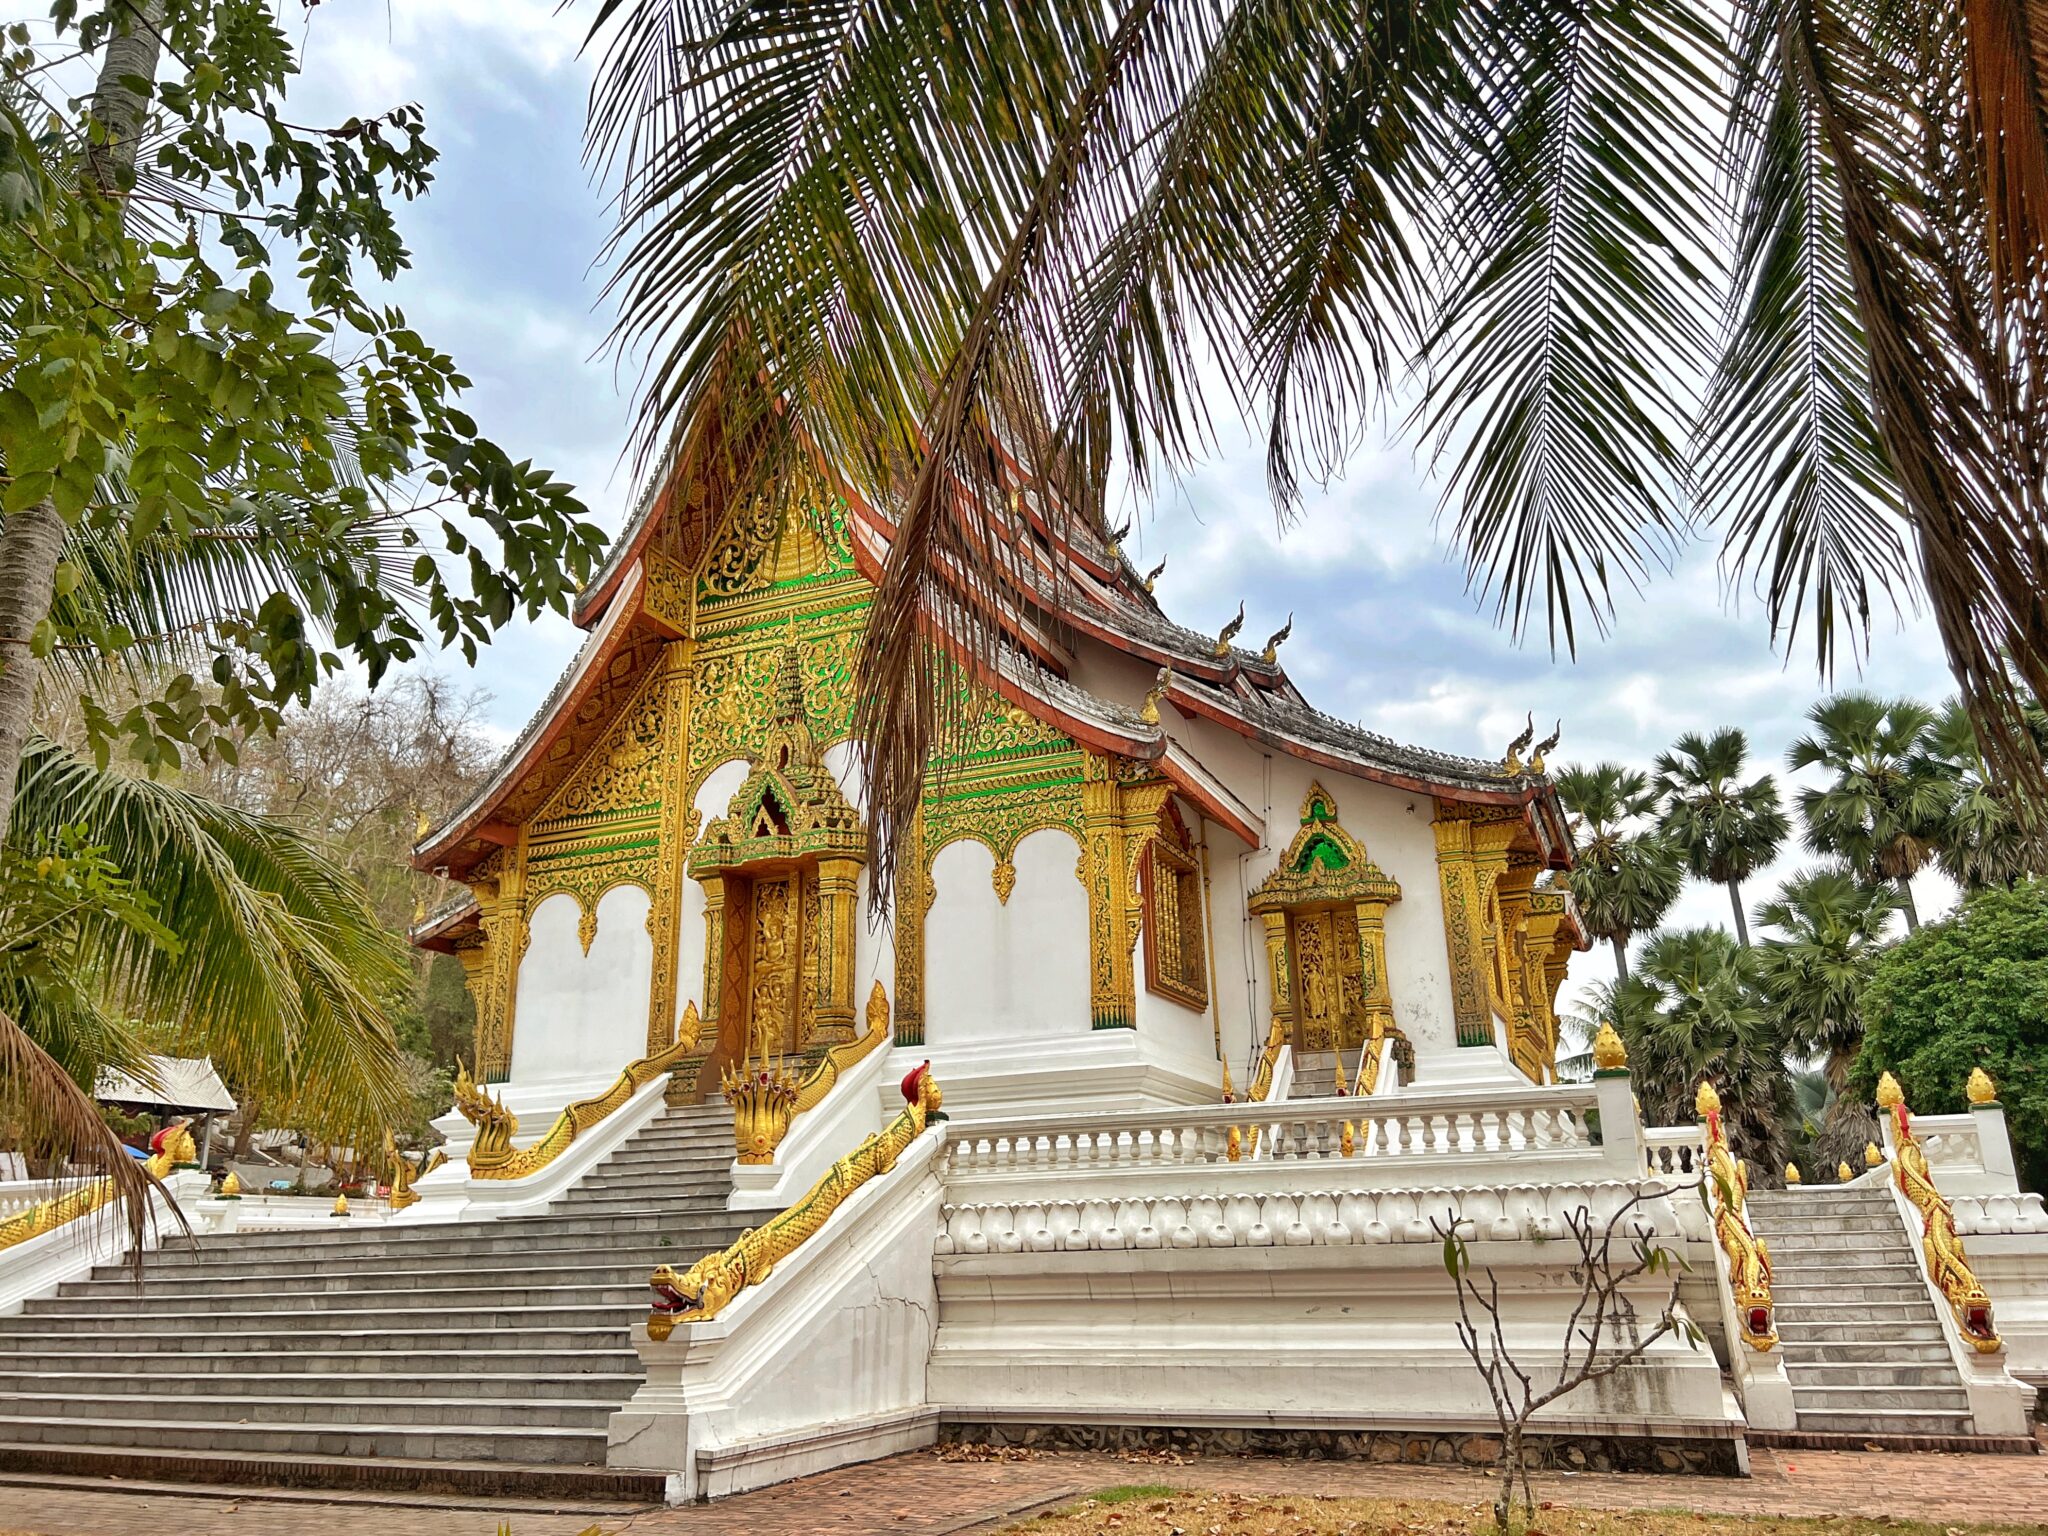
left=1837, top=1160, right=1854, bottom=1183
left=1212, top=600, right=1245, bottom=657
left=1260, top=613, right=1293, bottom=665
left=1528, top=720, right=1562, bottom=775
left=1876, top=1071, right=1905, bottom=1110
left=332, top=1192, right=350, bottom=1217
left=414, top=808, right=431, bottom=842
left=1142, top=557, right=1166, bottom=593
left=1967, top=1067, right=1998, bottom=1105
left=1502, top=713, right=1535, bottom=776
left=1785, top=1163, right=1801, bottom=1185
left=1695, top=1080, right=1722, bottom=1118
left=1104, top=514, right=1131, bottom=561
left=1865, top=1141, right=1883, bottom=1167
left=1591, top=1020, right=1628, bottom=1072
left=220, top=1170, right=242, bottom=1198
left=1140, top=667, right=1172, bottom=726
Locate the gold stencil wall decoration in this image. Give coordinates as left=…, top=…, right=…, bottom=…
left=1431, top=801, right=1526, bottom=1049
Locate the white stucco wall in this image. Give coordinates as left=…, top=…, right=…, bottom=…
left=925, top=828, right=1089, bottom=1044
left=1067, top=634, right=1506, bottom=1087
left=823, top=743, right=899, bottom=1022
left=509, top=884, right=655, bottom=1088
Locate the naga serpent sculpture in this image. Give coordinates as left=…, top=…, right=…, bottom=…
left=646, top=1061, right=943, bottom=1338
left=1878, top=1072, right=2001, bottom=1353
left=1697, top=1081, right=1776, bottom=1350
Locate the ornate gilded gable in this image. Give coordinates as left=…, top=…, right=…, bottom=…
left=1248, top=781, right=1399, bottom=912
left=690, top=644, right=865, bottom=876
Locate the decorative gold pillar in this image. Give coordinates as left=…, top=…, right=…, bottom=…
left=893, top=811, right=927, bottom=1047
left=699, top=872, right=729, bottom=1036
left=1080, top=757, right=1136, bottom=1029
left=470, top=839, right=530, bottom=1083
left=1259, top=909, right=1294, bottom=1043
left=814, top=854, right=861, bottom=1044
left=1518, top=891, right=1571, bottom=1082
left=1351, top=895, right=1397, bottom=1036
left=1433, top=803, right=1521, bottom=1049
left=644, top=649, right=696, bottom=1056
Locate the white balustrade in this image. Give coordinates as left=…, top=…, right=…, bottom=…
left=0, top=1181, right=61, bottom=1220
left=934, top=1178, right=1690, bottom=1255
left=941, top=1083, right=1606, bottom=1185
left=1951, top=1191, right=2048, bottom=1236
left=1642, top=1125, right=1708, bottom=1180
left=1914, top=1114, right=1988, bottom=1175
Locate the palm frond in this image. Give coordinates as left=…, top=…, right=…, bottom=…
left=10, top=737, right=412, bottom=1144
left=1419, top=0, right=1722, bottom=651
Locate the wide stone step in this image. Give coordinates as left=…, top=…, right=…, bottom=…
left=1771, top=1281, right=1933, bottom=1304
left=0, top=1441, right=667, bottom=1503
left=118, top=1228, right=748, bottom=1279
left=0, top=1391, right=614, bottom=1430
left=1795, top=1408, right=1975, bottom=1436
left=71, top=1255, right=692, bottom=1297
left=8, top=1326, right=633, bottom=1356
left=31, top=1280, right=652, bottom=1315
left=144, top=1217, right=730, bottom=1262
left=1749, top=1216, right=1907, bottom=1236
left=1788, top=1385, right=1972, bottom=1412
left=544, top=1196, right=737, bottom=1219
left=1778, top=1340, right=1956, bottom=1366
left=1773, top=1320, right=1948, bottom=1345
left=1779, top=1362, right=1964, bottom=1387
left=1773, top=1298, right=1937, bottom=1320
left=0, top=1302, right=636, bottom=1337
left=0, top=1349, right=641, bottom=1380
left=0, top=1413, right=608, bottom=1465
left=1757, top=1259, right=1923, bottom=1279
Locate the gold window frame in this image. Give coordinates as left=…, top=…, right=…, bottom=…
left=1141, top=834, right=1209, bottom=1011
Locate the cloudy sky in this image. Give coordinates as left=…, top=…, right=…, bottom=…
left=289, top=4, right=1959, bottom=1002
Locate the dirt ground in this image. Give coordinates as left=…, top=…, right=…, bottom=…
left=1004, top=1486, right=2048, bottom=1536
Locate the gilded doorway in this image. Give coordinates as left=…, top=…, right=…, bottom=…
left=1248, top=782, right=1405, bottom=1089
left=685, top=646, right=866, bottom=1098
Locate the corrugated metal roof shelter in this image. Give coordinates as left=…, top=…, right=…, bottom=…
left=95, top=1055, right=236, bottom=1115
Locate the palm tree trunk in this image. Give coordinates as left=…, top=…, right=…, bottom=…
left=1897, top=877, right=1920, bottom=931
left=1728, top=878, right=1750, bottom=946
left=0, top=5, right=163, bottom=856
left=1610, top=934, right=1629, bottom=979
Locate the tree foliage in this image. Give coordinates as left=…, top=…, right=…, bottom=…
left=1654, top=727, right=1789, bottom=945
left=1856, top=880, right=2048, bottom=1192
left=578, top=0, right=2048, bottom=900
left=1554, top=763, right=1683, bottom=977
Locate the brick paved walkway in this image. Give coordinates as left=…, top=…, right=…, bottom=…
left=5, top=1444, right=2047, bottom=1536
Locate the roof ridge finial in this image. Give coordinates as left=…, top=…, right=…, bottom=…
left=1503, top=713, right=1535, bottom=776
left=1261, top=613, right=1293, bottom=665
left=1143, top=557, right=1166, bottom=593
left=1212, top=601, right=1246, bottom=658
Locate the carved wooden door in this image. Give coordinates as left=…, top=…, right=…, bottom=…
left=1286, top=907, right=1365, bottom=1053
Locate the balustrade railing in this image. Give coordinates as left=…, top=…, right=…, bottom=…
left=1643, top=1124, right=1709, bottom=1179
left=943, top=1083, right=1602, bottom=1183
left=936, top=1178, right=1684, bottom=1255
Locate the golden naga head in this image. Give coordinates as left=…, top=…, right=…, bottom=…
left=1591, top=1021, right=1628, bottom=1072
left=1876, top=1070, right=1905, bottom=1110
left=647, top=1252, right=744, bottom=1338
left=1967, top=1067, right=1997, bottom=1105
left=1694, top=1080, right=1722, bottom=1118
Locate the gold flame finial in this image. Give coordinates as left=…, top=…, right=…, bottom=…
left=1141, top=667, right=1171, bottom=726
left=1967, top=1067, right=1997, bottom=1105
left=1876, top=1071, right=1904, bottom=1110
left=1865, top=1141, right=1883, bottom=1167
left=1837, top=1160, right=1854, bottom=1183
left=332, top=1192, right=350, bottom=1217
left=1785, top=1163, right=1801, bottom=1185
left=1592, top=1021, right=1628, bottom=1071
left=1212, top=601, right=1245, bottom=657
left=1695, top=1080, right=1722, bottom=1117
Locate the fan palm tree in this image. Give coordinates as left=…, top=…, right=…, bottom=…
left=1608, top=928, right=1790, bottom=1170
left=1752, top=866, right=1901, bottom=1088
left=1923, top=697, right=2048, bottom=892
left=1788, top=694, right=1955, bottom=929
left=1553, top=764, right=1684, bottom=979
left=1654, top=728, right=1790, bottom=945
left=579, top=0, right=2048, bottom=897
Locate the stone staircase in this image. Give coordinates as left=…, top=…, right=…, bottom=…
left=0, top=1100, right=743, bottom=1500
left=1289, top=1049, right=1344, bottom=1099
left=1746, top=1184, right=1979, bottom=1442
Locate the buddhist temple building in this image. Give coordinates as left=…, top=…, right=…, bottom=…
left=412, top=485, right=1586, bottom=1126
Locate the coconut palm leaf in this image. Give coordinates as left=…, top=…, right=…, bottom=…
left=9, top=736, right=412, bottom=1145
left=578, top=0, right=2048, bottom=909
